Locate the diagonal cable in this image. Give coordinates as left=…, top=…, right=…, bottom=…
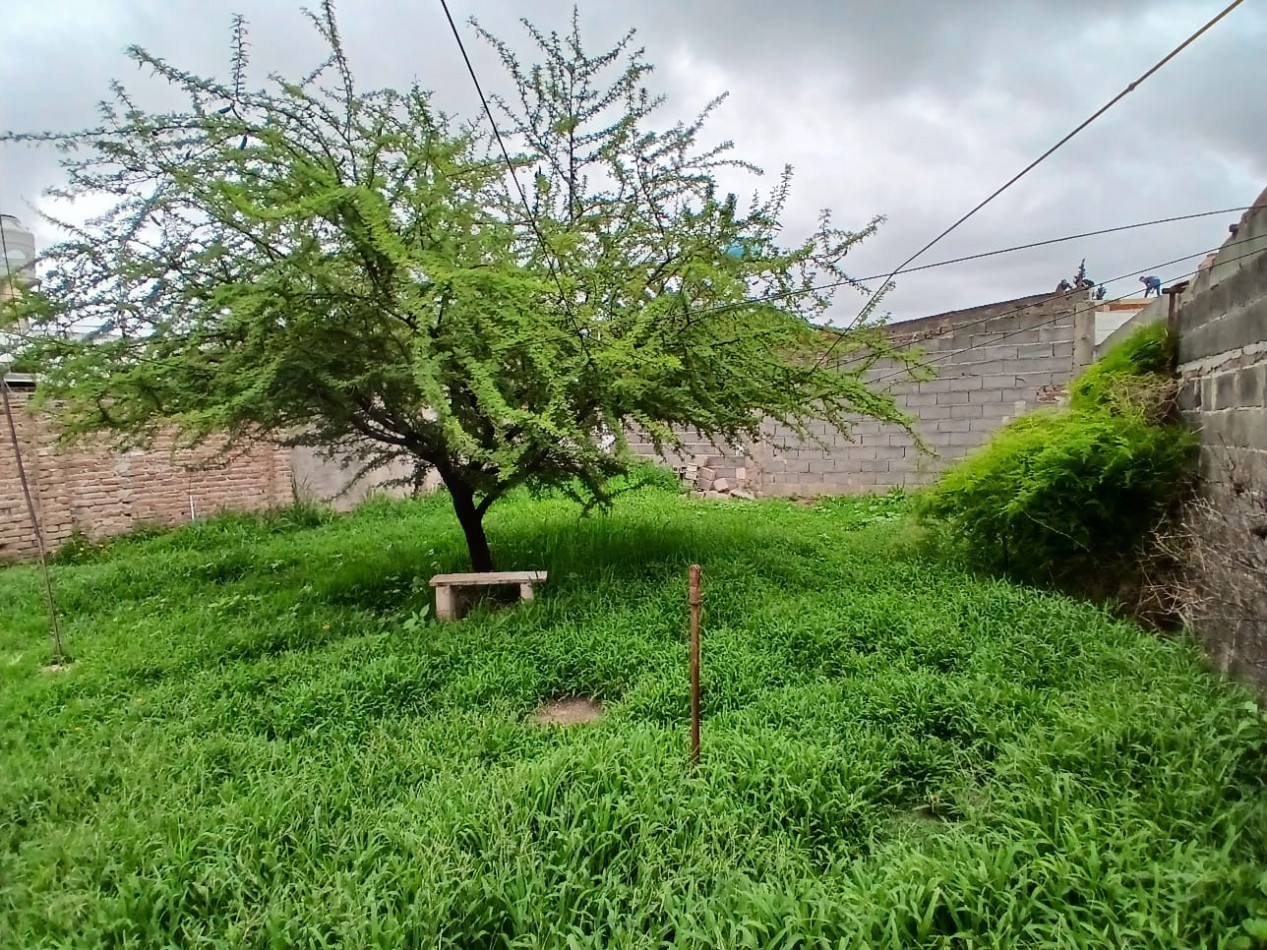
left=814, top=0, right=1246, bottom=368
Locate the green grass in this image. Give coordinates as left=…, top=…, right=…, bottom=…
left=2, top=489, right=1265, bottom=948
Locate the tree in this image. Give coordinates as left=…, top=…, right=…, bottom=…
left=2, top=4, right=915, bottom=571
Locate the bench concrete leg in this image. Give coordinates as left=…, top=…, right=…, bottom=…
left=519, top=584, right=535, bottom=603
left=435, top=585, right=457, bottom=622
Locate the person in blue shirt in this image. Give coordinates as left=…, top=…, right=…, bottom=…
left=1140, top=275, right=1163, bottom=298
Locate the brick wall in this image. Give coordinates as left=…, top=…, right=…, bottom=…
left=1, top=384, right=292, bottom=561
left=629, top=291, right=1083, bottom=497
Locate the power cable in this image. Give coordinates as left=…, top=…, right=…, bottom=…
left=438, top=0, right=586, bottom=346
left=860, top=207, right=1247, bottom=286
left=814, top=0, right=1246, bottom=368
left=868, top=240, right=1260, bottom=388
left=820, top=226, right=1267, bottom=380
left=691, top=205, right=1250, bottom=321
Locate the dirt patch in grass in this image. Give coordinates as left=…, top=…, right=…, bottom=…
left=532, top=696, right=604, bottom=726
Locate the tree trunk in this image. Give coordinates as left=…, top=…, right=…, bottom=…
left=446, top=478, right=494, bottom=572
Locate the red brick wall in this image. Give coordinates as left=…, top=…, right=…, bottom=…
left=1, top=386, right=292, bottom=561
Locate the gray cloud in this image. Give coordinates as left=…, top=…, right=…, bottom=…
left=2, top=0, right=1262, bottom=321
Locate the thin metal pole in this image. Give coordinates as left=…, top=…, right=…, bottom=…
left=1, top=376, right=66, bottom=663
left=688, top=563, right=702, bottom=766
left=3, top=221, right=67, bottom=665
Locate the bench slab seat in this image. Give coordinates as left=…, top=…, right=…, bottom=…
left=429, top=571, right=548, bottom=621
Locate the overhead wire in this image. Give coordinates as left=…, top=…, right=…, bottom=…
left=548, top=207, right=1251, bottom=378
left=689, top=205, right=1251, bottom=322
left=822, top=234, right=1256, bottom=378
left=812, top=0, right=1246, bottom=368
left=867, top=240, right=1261, bottom=388
left=856, top=207, right=1248, bottom=286
left=437, top=0, right=592, bottom=356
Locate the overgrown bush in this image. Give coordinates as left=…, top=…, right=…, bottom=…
left=49, top=530, right=103, bottom=566
left=921, top=325, right=1196, bottom=588
left=1070, top=320, right=1175, bottom=411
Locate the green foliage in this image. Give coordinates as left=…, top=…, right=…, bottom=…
left=1070, top=321, right=1176, bottom=412
left=922, top=410, right=1194, bottom=584
left=47, top=530, right=102, bottom=566
left=2, top=492, right=1264, bottom=946
left=602, top=459, right=684, bottom=496
left=808, top=486, right=910, bottom=527
left=1, top=4, right=914, bottom=569
left=922, top=325, right=1194, bottom=587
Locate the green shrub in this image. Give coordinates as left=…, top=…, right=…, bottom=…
left=921, top=325, right=1194, bottom=587
left=49, top=530, right=103, bottom=566
left=1070, top=321, right=1175, bottom=412
left=612, top=458, right=683, bottom=495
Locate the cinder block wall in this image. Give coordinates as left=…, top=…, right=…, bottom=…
left=1, top=385, right=292, bottom=561
left=763, top=294, right=1080, bottom=495
left=1173, top=191, right=1267, bottom=686
left=628, top=292, right=1082, bottom=496
left=624, top=425, right=755, bottom=491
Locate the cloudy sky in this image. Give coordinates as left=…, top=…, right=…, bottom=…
left=2, top=0, right=1263, bottom=322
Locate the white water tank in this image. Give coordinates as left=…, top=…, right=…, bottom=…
left=1, top=213, right=36, bottom=287
left=1, top=214, right=36, bottom=340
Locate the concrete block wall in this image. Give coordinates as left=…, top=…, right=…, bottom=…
left=1172, top=191, right=1267, bottom=687
left=761, top=293, right=1081, bottom=496
left=289, top=444, right=437, bottom=511
left=1, top=385, right=293, bottom=561
left=621, top=292, right=1083, bottom=497
left=625, top=425, right=754, bottom=490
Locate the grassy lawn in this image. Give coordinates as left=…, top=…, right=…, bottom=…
left=2, top=489, right=1265, bottom=947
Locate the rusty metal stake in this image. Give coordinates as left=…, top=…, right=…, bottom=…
left=1, top=376, right=66, bottom=663
left=688, top=563, right=702, bottom=766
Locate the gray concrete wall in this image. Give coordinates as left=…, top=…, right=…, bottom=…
left=289, top=445, right=439, bottom=511
left=1171, top=190, right=1267, bottom=687
left=764, top=293, right=1082, bottom=496
left=627, top=291, right=1084, bottom=496
left=1097, top=296, right=1166, bottom=357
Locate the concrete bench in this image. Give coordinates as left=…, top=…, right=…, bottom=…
left=429, top=570, right=548, bottom=621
